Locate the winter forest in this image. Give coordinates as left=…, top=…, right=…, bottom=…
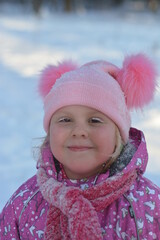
left=0, top=0, right=160, bottom=14
left=0, top=0, right=160, bottom=211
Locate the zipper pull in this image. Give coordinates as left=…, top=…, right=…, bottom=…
left=129, top=205, right=134, bottom=218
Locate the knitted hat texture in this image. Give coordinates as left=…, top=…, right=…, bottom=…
left=39, top=54, right=157, bottom=143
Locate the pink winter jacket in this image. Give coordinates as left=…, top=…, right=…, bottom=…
left=0, top=128, right=160, bottom=239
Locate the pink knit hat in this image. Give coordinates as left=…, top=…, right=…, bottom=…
left=39, top=54, right=157, bottom=143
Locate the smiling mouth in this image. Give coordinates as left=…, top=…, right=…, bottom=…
left=68, top=146, right=93, bottom=152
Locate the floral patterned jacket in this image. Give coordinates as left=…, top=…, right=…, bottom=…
left=0, top=128, right=160, bottom=239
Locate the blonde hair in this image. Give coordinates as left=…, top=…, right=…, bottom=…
left=102, top=127, right=124, bottom=171
left=111, top=126, right=124, bottom=159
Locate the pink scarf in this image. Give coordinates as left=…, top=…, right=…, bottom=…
left=37, top=149, right=137, bottom=240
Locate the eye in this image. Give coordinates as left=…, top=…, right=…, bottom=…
left=58, top=117, right=71, bottom=123
left=89, top=117, right=103, bottom=123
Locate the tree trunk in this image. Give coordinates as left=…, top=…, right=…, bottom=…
left=64, top=0, right=72, bottom=12
left=148, top=0, right=159, bottom=11
left=32, top=0, right=43, bottom=14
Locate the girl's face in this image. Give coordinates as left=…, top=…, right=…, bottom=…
left=49, top=105, right=117, bottom=179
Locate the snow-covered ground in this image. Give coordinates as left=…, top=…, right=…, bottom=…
left=0, top=4, right=160, bottom=211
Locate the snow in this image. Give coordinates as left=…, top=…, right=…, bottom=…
left=0, top=4, right=160, bottom=211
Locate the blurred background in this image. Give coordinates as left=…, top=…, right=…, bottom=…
left=0, top=0, right=159, bottom=14
left=0, top=0, right=160, bottom=211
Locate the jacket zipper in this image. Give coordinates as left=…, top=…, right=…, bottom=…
left=19, top=188, right=40, bottom=225
left=123, top=194, right=140, bottom=240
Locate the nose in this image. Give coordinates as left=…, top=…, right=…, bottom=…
left=71, top=124, right=89, bottom=138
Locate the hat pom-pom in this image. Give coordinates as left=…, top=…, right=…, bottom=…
left=117, top=54, right=157, bottom=109
left=38, top=60, right=78, bottom=98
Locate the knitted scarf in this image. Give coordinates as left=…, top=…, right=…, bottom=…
left=37, top=147, right=137, bottom=240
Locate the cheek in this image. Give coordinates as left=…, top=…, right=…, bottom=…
left=49, top=127, right=61, bottom=152
left=96, top=127, right=116, bottom=152
left=107, top=128, right=116, bottom=143
left=49, top=126, right=68, bottom=159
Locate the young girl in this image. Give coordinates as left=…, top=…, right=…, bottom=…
left=0, top=54, right=160, bottom=240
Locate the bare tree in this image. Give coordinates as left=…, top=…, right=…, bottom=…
left=148, top=0, right=159, bottom=11
left=32, top=0, right=43, bottom=14
left=64, top=0, right=72, bottom=12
